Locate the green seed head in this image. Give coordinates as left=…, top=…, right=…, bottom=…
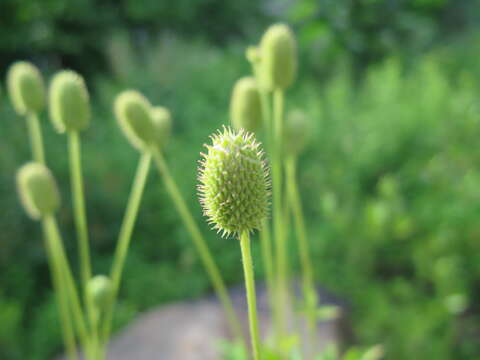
left=230, top=77, right=262, bottom=133
left=198, top=127, right=270, bottom=237
left=7, top=61, right=45, bottom=115
left=114, top=90, right=155, bottom=151
left=259, top=23, right=297, bottom=90
left=16, top=162, right=60, bottom=220
left=49, top=70, right=90, bottom=133
left=87, top=275, right=112, bottom=310
left=151, top=106, right=172, bottom=149
left=283, top=109, right=310, bottom=156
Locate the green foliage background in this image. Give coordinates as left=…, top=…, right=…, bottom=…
left=1, top=1, right=480, bottom=359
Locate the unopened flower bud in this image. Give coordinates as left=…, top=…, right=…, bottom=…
left=230, top=77, right=262, bottom=133
left=87, top=275, right=112, bottom=310
left=49, top=70, right=90, bottom=133
left=17, top=163, right=60, bottom=220
left=7, top=61, right=45, bottom=115
left=259, top=24, right=297, bottom=90
left=151, top=106, right=172, bottom=149
left=246, top=46, right=261, bottom=64
left=114, top=90, right=155, bottom=150
left=198, top=127, right=270, bottom=237
left=284, top=109, right=310, bottom=156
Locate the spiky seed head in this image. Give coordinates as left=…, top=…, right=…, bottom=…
left=284, top=109, right=310, bottom=156
left=259, top=23, right=297, bottom=90
left=49, top=70, right=90, bottom=133
left=230, top=77, right=262, bottom=133
left=198, top=127, right=270, bottom=237
left=7, top=61, right=45, bottom=115
left=114, top=90, right=155, bottom=151
left=151, top=106, right=172, bottom=149
left=16, top=162, right=60, bottom=220
left=87, top=275, right=112, bottom=310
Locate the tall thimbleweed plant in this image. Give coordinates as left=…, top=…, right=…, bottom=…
left=198, top=127, right=270, bottom=360
left=7, top=61, right=46, bottom=163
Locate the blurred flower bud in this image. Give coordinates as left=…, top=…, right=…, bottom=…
left=259, top=24, right=297, bottom=90
left=49, top=70, right=90, bottom=133
left=198, top=127, right=270, bottom=237
left=114, top=90, right=155, bottom=151
left=151, top=106, right=172, bottom=149
left=283, top=109, right=310, bottom=156
left=7, top=61, right=45, bottom=115
left=230, top=77, right=262, bottom=133
left=87, top=275, right=112, bottom=310
left=17, top=162, right=60, bottom=220
left=246, top=46, right=261, bottom=64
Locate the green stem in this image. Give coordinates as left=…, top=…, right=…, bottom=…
left=68, top=132, right=95, bottom=332
left=101, top=152, right=152, bottom=344
left=240, top=231, right=261, bottom=360
left=42, top=218, right=78, bottom=360
left=272, top=88, right=288, bottom=340
left=260, top=220, right=275, bottom=318
left=151, top=147, right=244, bottom=344
left=44, top=215, right=91, bottom=356
left=26, top=112, right=45, bottom=164
left=285, top=156, right=317, bottom=354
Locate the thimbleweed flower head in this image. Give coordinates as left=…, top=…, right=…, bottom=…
left=198, top=127, right=270, bottom=237
left=16, top=162, right=60, bottom=220
left=49, top=70, right=90, bottom=133
left=87, top=275, right=112, bottom=310
left=114, top=90, right=155, bottom=151
left=283, top=109, right=310, bottom=156
left=151, top=106, right=172, bottom=149
left=230, top=77, right=262, bottom=133
left=7, top=61, right=45, bottom=115
left=259, top=23, right=297, bottom=90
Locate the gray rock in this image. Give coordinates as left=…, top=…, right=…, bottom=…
left=57, top=283, right=348, bottom=360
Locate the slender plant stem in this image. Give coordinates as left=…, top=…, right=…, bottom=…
left=68, top=132, right=95, bottom=334
left=272, top=88, right=288, bottom=341
left=285, top=156, right=317, bottom=355
left=44, top=215, right=91, bottom=354
left=26, top=112, right=45, bottom=164
left=151, top=147, right=244, bottom=344
left=240, top=231, right=261, bottom=360
left=101, top=152, right=152, bottom=345
left=42, top=218, right=78, bottom=360
left=260, top=220, right=275, bottom=317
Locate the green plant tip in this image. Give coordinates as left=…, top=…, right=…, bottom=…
left=16, top=162, right=60, bottom=220
left=246, top=46, right=261, bottom=64
left=259, top=23, right=297, bottom=90
left=230, top=77, right=262, bottom=133
left=114, top=90, right=155, bottom=151
left=198, top=127, right=270, bottom=237
left=151, top=106, right=172, bottom=149
left=87, top=275, right=112, bottom=310
left=7, top=61, right=45, bottom=115
left=49, top=70, right=90, bottom=133
left=284, top=109, right=310, bottom=156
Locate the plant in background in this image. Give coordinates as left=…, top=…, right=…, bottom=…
left=7, top=61, right=46, bottom=164
left=198, top=127, right=270, bottom=360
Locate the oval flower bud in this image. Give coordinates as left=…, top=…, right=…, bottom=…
left=16, top=162, right=61, bottom=220
left=7, top=61, right=45, bottom=115
left=49, top=70, right=90, bottom=133
left=246, top=46, right=261, bottom=65
left=198, top=127, right=270, bottom=237
left=151, top=106, right=172, bottom=149
left=87, top=275, right=112, bottom=310
left=114, top=90, right=155, bottom=151
left=283, top=109, right=310, bottom=156
left=230, top=77, right=262, bottom=133
left=259, top=24, right=297, bottom=90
